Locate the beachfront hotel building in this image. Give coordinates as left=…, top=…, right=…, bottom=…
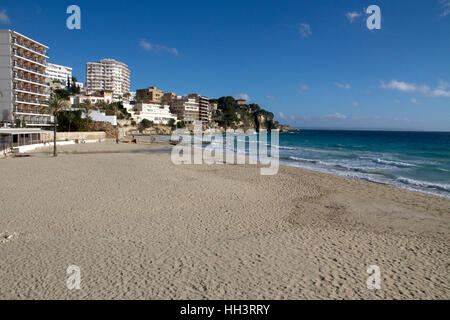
left=132, top=103, right=178, bottom=125
left=46, top=62, right=72, bottom=86
left=171, top=96, right=200, bottom=124
left=0, top=29, right=51, bottom=127
left=187, top=94, right=211, bottom=124
left=85, top=59, right=130, bottom=100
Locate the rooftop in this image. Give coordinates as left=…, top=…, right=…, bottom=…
left=0, top=128, right=52, bottom=135
left=0, top=29, right=49, bottom=49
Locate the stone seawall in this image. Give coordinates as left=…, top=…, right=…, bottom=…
left=44, top=132, right=107, bottom=142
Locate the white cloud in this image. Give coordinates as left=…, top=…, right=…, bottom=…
left=278, top=112, right=287, bottom=120
left=381, top=80, right=418, bottom=92
left=299, top=23, right=312, bottom=38
left=335, top=82, right=351, bottom=90
left=299, top=84, right=310, bottom=95
left=346, top=11, right=363, bottom=23
left=265, top=95, right=276, bottom=100
left=411, top=98, right=421, bottom=105
left=0, top=9, right=11, bottom=24
left=234, top=93, right=250, bottom=101
left=352, top=101, right=360, bottom=107
left=139, top=39, right=178, bottom=55
left=381, top=79, right=450, bottom=98
left=430, top=80, right=450, bottom=97
left=323, top=113, right=348, bottom=120
left=439, top=0, right=450, bottom=17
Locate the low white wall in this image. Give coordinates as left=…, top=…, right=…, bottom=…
left=54, top=132, right=107, bottom=141
left=88, top=110, right=117, bottom=126
left=15, top=141, right=75, bottom=153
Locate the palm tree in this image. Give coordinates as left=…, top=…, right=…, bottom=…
left=41, top=94, right=69, bottom=157
left=123, top=92, right=131, bottom=101
left=81, top=99, right=96, bottom=125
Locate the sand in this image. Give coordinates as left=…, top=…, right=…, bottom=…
left=0, top=142, right=449, bottom=300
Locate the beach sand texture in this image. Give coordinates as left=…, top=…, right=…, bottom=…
left=0, top=143, right=449, bottom=299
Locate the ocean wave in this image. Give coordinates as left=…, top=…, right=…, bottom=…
left=279, top=159, right=450, bottom=198
left=278, top=146, right=298, bottom=150
left=395, top=177, right=450, bottom=192
left=288, top=156, right=372, bottom=172
left=374, top=159, right=417, bottom=168
left=288, top=156, right=322, bottom=164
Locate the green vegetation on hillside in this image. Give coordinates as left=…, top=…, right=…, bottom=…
left=211, top=96, right=278, bottom=131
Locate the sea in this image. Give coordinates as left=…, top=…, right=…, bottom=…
left=272, top=130, right=450, bottom=199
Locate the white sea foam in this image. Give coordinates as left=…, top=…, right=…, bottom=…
left=375, top=159, right=416, bottom=168
left=395, top=177, right=450, bottom=192
left=288, top=156, right=322, bottom=164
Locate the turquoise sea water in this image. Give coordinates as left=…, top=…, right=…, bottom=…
left=274, top=130, right=450, bottom=198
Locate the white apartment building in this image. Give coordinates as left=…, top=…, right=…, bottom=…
left=75, top=82, right=84, bottom=88
left=171, top=96, right=200, bottom=124
left=46, top=62, right=72, bottom=86
left=133, top=103, right=177, bottom=125
left=85, top=59, right=130, bottom=100
left=0, top=30, right=51, bottom=127
left=70, top=90, right=114, bottom=105
left=187, top=94, right=211, bottom=124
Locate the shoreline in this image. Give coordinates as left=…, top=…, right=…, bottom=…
left=14, top=139, right=450, bottom=199
left=279, top=159, right=450, bottom=200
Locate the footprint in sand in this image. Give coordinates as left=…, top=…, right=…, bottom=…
left=0, top=232, right=18, bottom=244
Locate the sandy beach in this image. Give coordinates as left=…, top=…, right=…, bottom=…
left=0, top=142, right=449, bottom=300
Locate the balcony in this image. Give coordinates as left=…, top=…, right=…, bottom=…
left=14, top=97, right=47, bottom=106
left=13, top=62, right=45, bottom=76
left=14, top=74, right=49, bottom=87
left=13, top=115, right=53, bottom=127
left=12, top=51, right=46, bottom=67
left=14, top=85, right=48, bottom=97
left=12, top=38, right=48, bottom=58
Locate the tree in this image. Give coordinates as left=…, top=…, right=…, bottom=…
left=168, top=118, right=176, bottom=130
left=160, top=95, right=171, bottom=106
left=81, top=99, right=96, bottom=125
left=68, top=76, right=80, bottom=94
left=41, top=94, right=69, bottom=157
left=54, top=88, right=71, bottom=101
left=57, top=110, right=88, bottom=132
left=123, top=92, right=131, bottom=101
left=176, top=120, right=185, bottom=129
left=139, top=119, right=153, bottom=132
left=95, top=101, right=109, bottom=113
left=217, top=96, right=239, bottom=128
left=135, top=92, right=150, bottom=104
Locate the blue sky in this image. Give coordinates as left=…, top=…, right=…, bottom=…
left=1, top=0, right=449, bottom=131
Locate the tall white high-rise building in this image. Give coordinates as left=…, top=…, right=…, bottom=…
left=85, top=59, right=130, bottom=100
left=46, top=62, right=72, bottom=86
left=0, top=29, right=51, bottom=127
